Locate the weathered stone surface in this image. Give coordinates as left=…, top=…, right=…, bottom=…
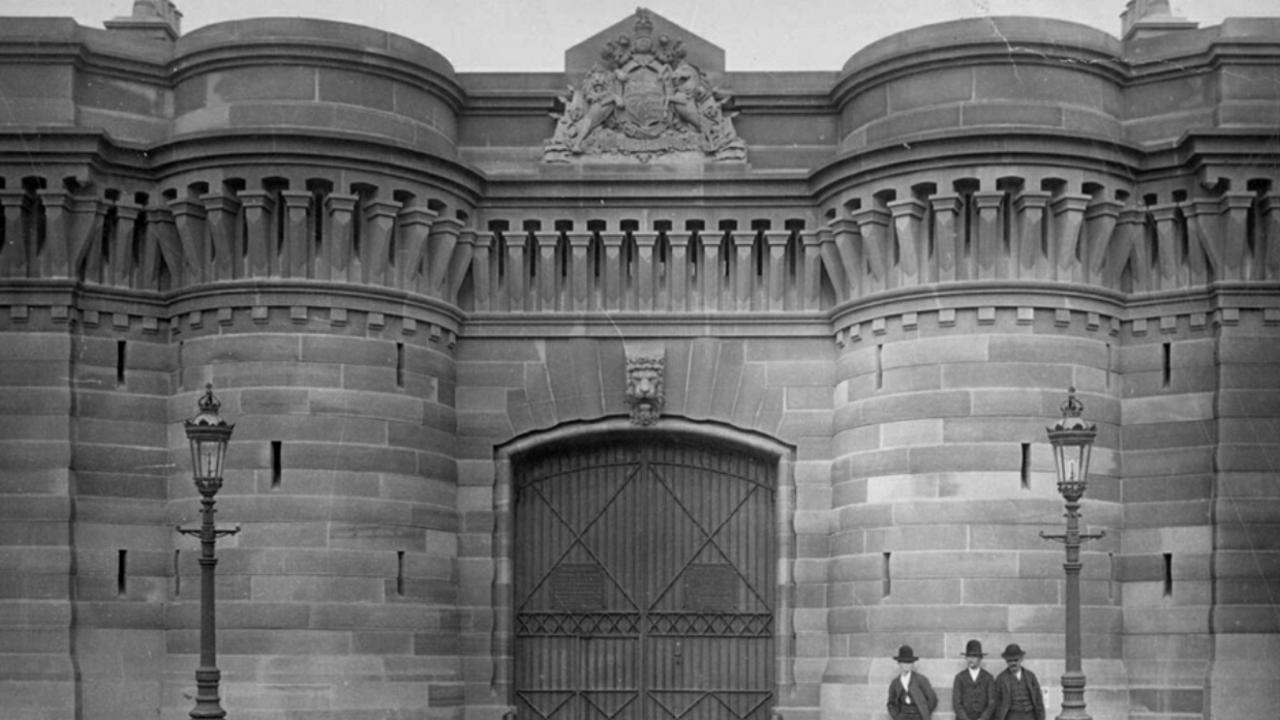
left=1, top=7, right=1278, bottom=720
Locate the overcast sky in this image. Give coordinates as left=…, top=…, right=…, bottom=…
left=1, top=0, right=1276, bottom=71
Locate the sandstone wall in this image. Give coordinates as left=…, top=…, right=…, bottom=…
left=451, top=335, right=836, bottom=719
left=0, top=8, right=1278, bottom=720
left=821, top=302, right=1125, bottom=720
left=157, top=308, right=459, bottom=720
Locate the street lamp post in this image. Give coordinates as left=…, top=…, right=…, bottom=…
left=1040, top=387, right=1104, bottom=720
left=177, top=383, right=238, bottom=720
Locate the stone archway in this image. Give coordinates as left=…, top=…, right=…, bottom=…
left=492, top=419, right=796, bottom=720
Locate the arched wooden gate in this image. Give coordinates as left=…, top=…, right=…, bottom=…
left=513, top=436, right=776, bottom=720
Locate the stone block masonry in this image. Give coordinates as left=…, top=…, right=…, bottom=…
left=1, top=4, right=1279, bottom=720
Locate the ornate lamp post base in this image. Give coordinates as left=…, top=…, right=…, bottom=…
left=189, top=665, right=227, bottom=719
left=1056, top=670, right=1092, bottom=720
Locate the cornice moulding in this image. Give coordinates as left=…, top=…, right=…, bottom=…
left=833, top=44, right=1129, bottom=107
left=140, top=130, right=487, bottom=201
left=169, top=43, right=466, bottom=112
left=809, top=129, right=1145, bottom=200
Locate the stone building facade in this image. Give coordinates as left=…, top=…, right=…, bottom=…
left=1, top=2, right=1278, bottom=720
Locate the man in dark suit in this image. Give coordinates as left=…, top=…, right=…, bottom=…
left=952, top=639, right=996, bottom=720
left=993, top=643, right=1045, bottom=720
left=886, top=645, right=938, bottom=720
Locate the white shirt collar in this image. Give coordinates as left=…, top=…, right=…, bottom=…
left=969, top=667, right=981, bottom=681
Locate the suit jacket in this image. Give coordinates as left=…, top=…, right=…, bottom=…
left=952, top=667, right=996, bottom=720
left=886, top=672, right=938, bottom=720
left=993, top=667, right=1045, bottom=720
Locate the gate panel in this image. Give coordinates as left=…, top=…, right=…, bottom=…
left=514, top=438, right=775, bottom=720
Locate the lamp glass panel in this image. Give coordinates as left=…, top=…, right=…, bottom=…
left=190, top=437, right=226, bottom=478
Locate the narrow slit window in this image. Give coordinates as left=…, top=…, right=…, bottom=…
left=174, top=549, right=181, bottom=597
left=875, top=345, right=884, bottom=390
left=395, top=342, right=405, bottom=388
left=882, top=552, right=891, bottom=597
left=396, top=550, right=406, bottom=597
left=1107, top=552, right=1115, bottom=601
left=116, top=340, right=127, bottom=385
left=117, top=549, right=127, bottom=597
left=1020, top=443, right=1031, bottom=489
left=1105, top=342, right=1112, bottom=390
left=1162, top=342, right=1172, bottom=388
left=271, top=441, right=282, bottom=489
left=1163, top=553, right=1173, bottom=597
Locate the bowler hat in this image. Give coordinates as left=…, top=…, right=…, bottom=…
left=962, top=639, right=985, bottom=657
left=893, top=645, right=919, bottom=663
left=1001, top=643, right=1026, bottom=660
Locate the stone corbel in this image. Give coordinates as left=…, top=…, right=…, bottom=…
left=111, top=202, right=144, bottom=285
left=1218, top=192, right=1254, bottom=281
left=76, top=197, right=109, bottom=284
left=1182, top=199, right=1220, bottom=285
left=1107, top=208, right=1148, bottom=290
left=699, top=232, right=723, bottom=312
left=0, top=190, right=29, bottom=278
left=929, top=195, right=963, bottom=283
left=1262, top=194, right=1280, bottom=279
left=1148, top=204, right=1182, bottom=289
left=633, top=232, right=659, bottom=312
left=503, top=230, right=529, bottom=312
left=565, top=232, right=594, bottom=311
left=730, top=230, right=757, bottom=311
left=664, top=231, right=692, bottom=311
left=395, top=207, right=438, bottom=292
left=428, top=216, right=464, bottom=299
left=200, top=193, right=241, bottom=281
left=825, top=219, right=859, bottom=302
left=36, top=190, right=71, bottom=278
left=534, top=230, right=561, bottom=311
left=1083, top=199, right=1121, bottom=285
left=973, top=191, right=1006, bottom=279
left=1012, top=192, right=1049, bottom=279
left=888, top=199, right=926, bottom=285
left=111, top=202, right=143, bottom=288
left=361, top=200, right=401, bottom=285
left=146, top=206, right=183, bottom=288
left=238, top=191, right=275, bottom=279
left=167, top=197, right=207, bottom=284
left=445, top=229, right=476, bottom=305
left=850, top=208, right=890, bottom=293
left=799, top=230, right=823, bottom=311
left=764, top=230, right=792, bottom=312
left=280, top=191, right=314, bottom=279
left=1050, top=194, right=1090, bottom=283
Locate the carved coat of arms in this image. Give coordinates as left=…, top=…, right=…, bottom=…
left=544, top=9, right=747, bottom=163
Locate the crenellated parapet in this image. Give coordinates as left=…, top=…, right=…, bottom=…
left=6, top=169, right=1277, bottom=328
left=464, top=224, right=823, bottom=316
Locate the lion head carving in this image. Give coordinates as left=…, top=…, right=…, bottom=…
left=625, top=355, right=665, bottom=426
